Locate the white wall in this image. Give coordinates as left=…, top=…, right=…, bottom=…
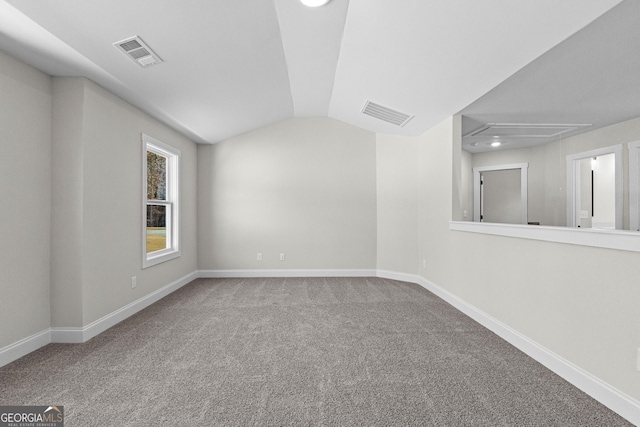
left=51, top=77, right=198, bottom=327
left=81, top=79, right=198, bottom=324
left=198, top=117, right=377, bottom=271
left=406, top=116, right=640, bottom=405
left=1, top=51, right=199, bottom=360
left=376, top=134, right=419, bottom=274
left=459, top=149, right=473, bottom=221
left=0, top=51, right=52, bottom=348
left=418, top=118, right=456, bottom=282
left=51, top=77, right=85, bottom=328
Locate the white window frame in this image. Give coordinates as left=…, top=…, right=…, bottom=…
left=142, top=134, right=180, bottom=268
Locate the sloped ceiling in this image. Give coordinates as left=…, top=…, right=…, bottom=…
left=460, top=0, right=640, bottom=153
left=0, top=0, right=625, bottom=144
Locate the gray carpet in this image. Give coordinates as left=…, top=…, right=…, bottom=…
left=0, top=277, right=633, bottom=426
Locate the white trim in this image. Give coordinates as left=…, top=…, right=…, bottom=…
left=51, top=271, right=198, bottom=344
left=411, top=273, right=640, bottom=426
left=50, top=327, right=85, bottom=344
left=199, top=269, right=377, bottom=278
left=566, top=144, right=623, bottom=229
left=376, top=269, right=421, bottom=283
left=473, top=163, right=528, bottom=224
left=0, top=329, right=51, bottom=368
left=629, top=141, right=640, bottom=231
left=142, top=134, right=181, bottom=269
left=450, top=220, right=640, bottom=252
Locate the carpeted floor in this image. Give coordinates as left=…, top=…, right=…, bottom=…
left=0, top=277, right=633, bottom=426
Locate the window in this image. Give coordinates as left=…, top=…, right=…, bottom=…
left=142, top=134, right=180, bottom=268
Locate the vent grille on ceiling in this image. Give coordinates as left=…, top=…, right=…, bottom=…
left=114, top=36, right=163, bottom=68
left=362, top=100, right=414, bottom=127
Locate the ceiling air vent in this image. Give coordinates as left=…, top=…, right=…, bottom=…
left=362, top=100, right=414, bottom=127
left=114, top=36, right=163, bottom=68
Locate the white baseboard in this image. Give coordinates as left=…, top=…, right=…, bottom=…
left=50, top=270, right=199, bottom=344
left=0, top=329, right=51, bottom=368
left=199, top=269, right=377, bottom=278
left=412, top=274, right=640, bottom=426
left=376, top=269, right=421, bottom=283
left=2, top=270, right=200, bottom=364
left=50, top=327, right=85, bottom=344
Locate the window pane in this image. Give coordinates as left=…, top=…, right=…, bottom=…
left=146, top=204, right=167, bottom=253
left=143, top=136, right=180, bottom=268
left=147, top=151, right=167, bottom=200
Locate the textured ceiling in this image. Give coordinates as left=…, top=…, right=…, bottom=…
left=0, top=0, right=626, bottom=144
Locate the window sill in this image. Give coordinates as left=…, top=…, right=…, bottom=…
left=449, top=221, right=640, bottom=253
left=143, top=249, right=180, bottom=269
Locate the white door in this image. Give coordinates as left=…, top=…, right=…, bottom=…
left=591, top=153, right=616, bottom=229
left=480, top=169, right=522, bottom=224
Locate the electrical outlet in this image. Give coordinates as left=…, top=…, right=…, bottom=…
left=463, top=210, right=468, bottom=219
left=131, top=276, right=137, bottom=289
left=580, top=210, right=589, bottom=219
left=422, top=259, right=426, bottom=268
left=280, top=253, right=285, bottom=261
left=637, top=348, right=640, bottom=372
left=257, top=252, right=263, bottom=261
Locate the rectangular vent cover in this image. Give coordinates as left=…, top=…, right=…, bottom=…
left=114, top=36, right=163, bottom=68
left=362, top=100, right=414, bottom=127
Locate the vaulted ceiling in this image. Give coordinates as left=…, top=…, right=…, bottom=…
left=0, top=0, right=627, bottom=144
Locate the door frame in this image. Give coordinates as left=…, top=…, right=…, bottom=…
left=629, top=140, right=640, bottom=231
left=566, top=144, right=622, bottom=229
left=473, top=163, right=528, bottom=224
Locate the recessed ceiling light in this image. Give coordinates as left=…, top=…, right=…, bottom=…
left=491, top=141, right=501, bottom=147
left=300, top=0, right=330, bottom=7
